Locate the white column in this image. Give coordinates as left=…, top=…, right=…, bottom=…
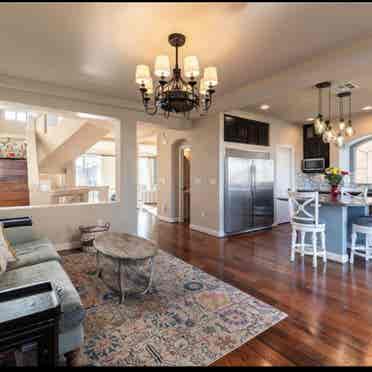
left=117, top=112, right=138, bottom=235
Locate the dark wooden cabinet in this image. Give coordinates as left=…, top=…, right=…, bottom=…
left=224, top=115, right=269, bottom=146
left=303, top=124, right=329, bottom=167
left=0, top=158, right=29, bottom=207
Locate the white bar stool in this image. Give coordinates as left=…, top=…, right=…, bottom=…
left=350, top=216, right=372, bottom=264
left=288, top=191, right=327, bottom=268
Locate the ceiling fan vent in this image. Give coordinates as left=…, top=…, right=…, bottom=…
left=337, top=81, right=359, bottom=91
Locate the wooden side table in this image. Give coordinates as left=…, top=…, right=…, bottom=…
left=79, top=223, right=110, bottom=252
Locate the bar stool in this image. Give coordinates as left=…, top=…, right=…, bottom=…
left=340, top=186, right=368, bottom=200
left=350, top=216, right=372, bottom=264
left=288, top=191, right=327, bottom=268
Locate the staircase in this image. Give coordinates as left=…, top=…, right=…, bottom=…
left=37, top=118, right=113, bottom=173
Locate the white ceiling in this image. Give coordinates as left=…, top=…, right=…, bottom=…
left=1, top=3, right=372, bottom=123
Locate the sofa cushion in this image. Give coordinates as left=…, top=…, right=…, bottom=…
left=0, top=224, right=17, bottom=262
left=7, top=238, right=61, bottom=271
left=0, top=260, right=85, bottom=333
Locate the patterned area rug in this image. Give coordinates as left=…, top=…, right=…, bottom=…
left=62, top=250, right=287, bottom=366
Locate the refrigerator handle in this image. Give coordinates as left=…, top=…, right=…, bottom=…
left=252, top=162, right=256, bottom=196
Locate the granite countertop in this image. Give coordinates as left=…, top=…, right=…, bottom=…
left=277, top=194, right=372, bottom=207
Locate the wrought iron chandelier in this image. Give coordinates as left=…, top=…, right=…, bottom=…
left=135, top=33, right=218, bottom=117
left=313, top=81, right=355, bottom=148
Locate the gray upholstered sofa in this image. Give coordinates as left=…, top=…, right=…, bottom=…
left=0, top=220, right=85, bottom=363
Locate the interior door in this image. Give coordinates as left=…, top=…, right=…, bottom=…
left=276, top=146, right=293, bottom=224
left=224, top=156, right=253, bottom=233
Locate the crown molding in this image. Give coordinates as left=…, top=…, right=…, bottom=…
left=0, top=73, right=142, bottom=112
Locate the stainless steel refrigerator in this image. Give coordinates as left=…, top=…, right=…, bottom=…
left=224, top=149, right=274, bottom=234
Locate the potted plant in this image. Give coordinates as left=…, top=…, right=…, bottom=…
left=324, top=167, right=349, bottom=199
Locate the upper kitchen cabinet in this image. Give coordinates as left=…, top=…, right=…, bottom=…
left=303, top=124, right=330, bottom=163
left=224, top=115, right=269, bottom=146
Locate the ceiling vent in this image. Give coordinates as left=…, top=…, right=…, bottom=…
left=336, top=81, right=359, bottom=93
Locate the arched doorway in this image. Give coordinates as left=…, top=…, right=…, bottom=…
left=179, top=145, right=192, bottom=223
left=171, top=138, right=191, bottom=224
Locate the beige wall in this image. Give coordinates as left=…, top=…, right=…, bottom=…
left=0, top=118, right=26, bottom=139
left=156, top=128, right=191, bottom=221
left=189, top=113, right=221, bottom=233
left=189, top=110, right=302, bottom=235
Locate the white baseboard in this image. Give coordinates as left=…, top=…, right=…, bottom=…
left=295, top=248, right=348, bottom=264
left=55, top=241, right=82, bottom=251
left=326, top=252, right=349, bottom=264
left=189, top=224, right=225, bottom=238
left=157, top=215, right=179, bottom=223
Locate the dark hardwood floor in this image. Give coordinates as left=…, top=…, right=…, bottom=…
left=137, top=209, right=372, bottom=366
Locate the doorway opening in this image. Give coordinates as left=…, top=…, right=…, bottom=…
left=179, top=145, right=191, bottom=224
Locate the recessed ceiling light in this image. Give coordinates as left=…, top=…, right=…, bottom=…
left=77, top=112, right=110, bottom=120
left=306, top=117, right=315, bottom=121
left=260, top=104, right=270, bottom=110
left=362, top=106, right=372, bottom=111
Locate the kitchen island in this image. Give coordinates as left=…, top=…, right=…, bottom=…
left=277, top=194, right=372, bottom=263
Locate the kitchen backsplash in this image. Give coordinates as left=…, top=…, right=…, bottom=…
left=296, top=172, right=356, bottom=191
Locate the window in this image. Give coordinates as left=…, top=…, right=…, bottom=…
left=4, top=110, right=27, bottom=122
left=351, top=139, right=372, bottom=184
left=75, top=154, right=103, bottom=187
left=16, top=112, right=27, bottom=122
left=4, top=111, right=16, bottom=121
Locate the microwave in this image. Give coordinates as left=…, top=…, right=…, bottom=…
left=302, top=158, right=325, bottom=173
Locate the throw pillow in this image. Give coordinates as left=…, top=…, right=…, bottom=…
left=0, top=224, right=16, bottom=262
left=0, top=249, right=7, bottom=275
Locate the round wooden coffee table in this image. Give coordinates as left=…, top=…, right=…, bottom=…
left=94, top=232, right=157, bottom=303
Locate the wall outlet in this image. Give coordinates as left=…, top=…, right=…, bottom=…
left=209, top=178, right=216, bottom=185
left=201, top=211, right=206, bottom=217
left=194, top=177, right=201, bottom=185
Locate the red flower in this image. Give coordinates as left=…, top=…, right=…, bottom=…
left=341, top=171, right=349, bottom=175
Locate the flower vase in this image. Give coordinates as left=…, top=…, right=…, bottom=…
left=330, top=185, right=339, bottom=200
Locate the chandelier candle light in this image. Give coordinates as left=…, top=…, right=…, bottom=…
left=135, top=33, right=218, bottom=117
left=313, top=81, right=355, bottom=147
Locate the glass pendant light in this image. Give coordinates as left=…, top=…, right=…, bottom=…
left=345, top=92, right=354, bottom=137
left=338, top=92, right=346, bottom=131
left=314, top=82, right=330, bottom=136
left=322, top=122, right=335, bottom=143
left=335, top=133, right=345, bottom=148
left=345, top=121, right=355, bottom=137
left=314, top=115, right=326, bottom=135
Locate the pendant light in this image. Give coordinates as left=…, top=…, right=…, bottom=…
left=334, top=91, right=350, bottom=148
left=313, top=81, right=355, bottom=147
left=345, top=91, right=355, bottom=137
left=322, top=83, right=336, bottom=143
left=314, top=82, right=330, bottom=135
